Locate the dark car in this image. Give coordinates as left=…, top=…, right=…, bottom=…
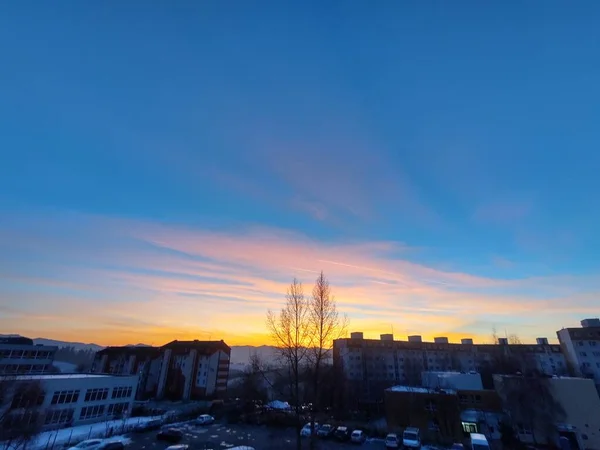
left=133, top=419, right=162, bottom=433
left=317, top=424, right=334, bottom=438
left=156, top=429, right=183, bottom=443
left=98, top=442, right=124, bottom=450
left=333, top=426, right=352, bottom=441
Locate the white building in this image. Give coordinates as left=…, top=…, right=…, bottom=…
left=0, top=336, right=57, bottom=375
left=1, top=373, right=138, bottom=430
left=557, top=318, right=600, bottom=387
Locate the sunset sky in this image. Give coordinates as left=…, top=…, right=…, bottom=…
left=1, top=3, right=599, bottom=346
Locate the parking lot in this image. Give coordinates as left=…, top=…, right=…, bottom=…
left=127, top=422, right=383, bottom=450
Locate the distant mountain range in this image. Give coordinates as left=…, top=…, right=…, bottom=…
left=4, top=336, right=278, bottom=367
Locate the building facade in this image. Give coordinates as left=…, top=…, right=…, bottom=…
left=1, top=373, right=138, bottom=431
left=92, top=340, right=230, bottom=401
left=0, top=337, right=57, bottom=375
left=334, top=332, right=566, bottom=405
left=384, top=384, right=504, bottom=445
left=557, top=318, right=600, bottom=387
left=494, top=374, right=600, bottom=450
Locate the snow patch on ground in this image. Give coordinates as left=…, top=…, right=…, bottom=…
left=1, top=416, right=162, bottom=450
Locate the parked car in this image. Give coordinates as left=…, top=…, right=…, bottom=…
left=196, top=414, right=215, bottom=425
left=133, top=419, right=162, bottom=432
left=300, top=422, right=319, bottom=437
left=98, top=442, right=124, bottom=450
left=470, top=433, right=491, bottom=450
left=317, top=424, right=334, bottom=438
left=68, top=440, right=105, bottom=450
left=165, top=446, right=188, bottom=450
left=350, top=429, right=366, bottom=444
left=333, top=426, right=351, bottom=441
left=156, top=428, right=183, bottom=443
left=451, top=444, right=464, bottom=450
left=385, top=433, right=400, bottom=449
left=403, top=427, right=421, bottom=449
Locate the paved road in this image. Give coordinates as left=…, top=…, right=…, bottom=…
left=127, top=422, right=383, bottom=450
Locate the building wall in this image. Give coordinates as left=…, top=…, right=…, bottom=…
left=3, top=374, right=138, bottom=430
left=335, top=334, right=566, bottom=404
left=557, top=325, right=600, bottom=386
left=0, top=344, right=57, bottom=375
left=384, top=388, right=463, bottom=444
left=94, top=341, right=230, bottom=401
left=551, top=377, right=600, bottom=450
left=494, top=375, right=600, bottom=449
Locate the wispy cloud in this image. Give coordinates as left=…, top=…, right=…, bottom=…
left=0, top=211, right=598, bottom=345
left=473, top=198, right=532, bottom=225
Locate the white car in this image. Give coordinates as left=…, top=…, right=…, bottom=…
left=68, top=440, right=104, bottom=450
left=196, top=414, right=215, bottom=425
left=385, top=433, right=400, bottom=449
left=350, top=430, right=366, bottom=444
left=403, top=427, right=421, bottom=448
left=300, top=422, right=319, bottom=437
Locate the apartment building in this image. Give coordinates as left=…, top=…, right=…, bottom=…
left=0, top=336, right=57, bottom=375
left=557, top=318, right=600, bottom=387
left=334, top=332, right=566, bottom=405
left=1, top=373, right=138, bottom=430
left=92, top=340, right=230, bottom=401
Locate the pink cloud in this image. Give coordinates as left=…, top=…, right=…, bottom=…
left=1, top=212, right=599, bottom=345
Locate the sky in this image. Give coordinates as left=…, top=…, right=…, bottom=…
left=1, top=2, right=600, bottom=346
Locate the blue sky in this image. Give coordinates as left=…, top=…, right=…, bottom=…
left=1, top=2, right=599, bottom=345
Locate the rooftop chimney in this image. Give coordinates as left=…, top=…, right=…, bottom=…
left=536, top=337, right=549, bottom=345
left=350, top=332, right=364, bottom=340
left=581, top=318, right=600, bottom=328
left=434, top=337, right=449, bottom=344
left=408, top=335, right=422, bottom=343
left=380, top=334, right=394, bottom=341
left=461, top=338, right=473, bottom=345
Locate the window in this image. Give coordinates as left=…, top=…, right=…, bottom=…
left=11, top=391, right=44, bottom=409
left=85, top=388, right=108, bottom=402
left=424, top=399, right=437, bottom=412
left=45, top=408, right=74, bottom=425
left=578, top=341, right=584, bottom=347
left=111, top=386, right=133, bottom=399
left=580, top=352, right=588, bottom=357
left=593, top=352, right=600, bottom=357
left=79, top=405, right=105, bottom=420
left=475, top=394, right=482, bottom=404
left=590, top=341, right=597, bottom=347
left=459, top=394, right=468, bottom=404
left=462, top=422, right=477, bottom=434
left=107, top=402, right=129, bottom=416
left=51, top=390, right=80, bottom=405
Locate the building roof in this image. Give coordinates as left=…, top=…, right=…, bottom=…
left=162, top=339, right=230, bottom=353
left=387, top=385, right=456, bottom=395
left=96, top=345, right=161, bottom=357
left=0, top=336, right=34, bottom=345
left=0, top=373, right=115, bottom=381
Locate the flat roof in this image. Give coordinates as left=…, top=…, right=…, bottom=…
left=0, top=373, right=129, bottom=381
left=388, top=385, right=456, bottom=394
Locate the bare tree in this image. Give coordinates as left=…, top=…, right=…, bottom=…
left=307, top=271, right=347, bottom=448
left=0, top=377, right=45, bottom=450
left=507, top=334, right=522, bottom=345
left=266, top=278, right=312, bottom=450
left=497, top=374, right=564, bottom=446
